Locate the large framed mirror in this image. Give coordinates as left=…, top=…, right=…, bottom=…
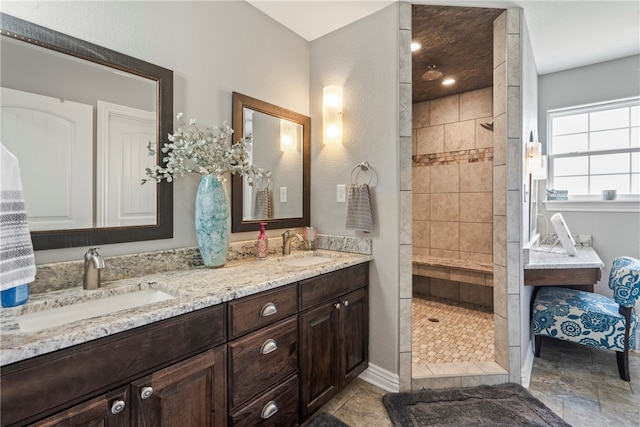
left=231, top=92, right=310, bottom=232
left=0, top=13, right=173, bottom=250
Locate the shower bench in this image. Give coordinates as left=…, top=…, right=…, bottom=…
left=413, top=255, right=493, bottom=287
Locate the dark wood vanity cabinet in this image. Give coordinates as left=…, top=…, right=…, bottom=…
left=1, top=262, right=369, bottom=427
left=1, top=305, right=227, bottom=427
left=299, top=264, right=369, bottom=420
left=29, top=348, right=227, bottom=427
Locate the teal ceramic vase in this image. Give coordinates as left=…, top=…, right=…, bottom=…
left=195, top=175, right=229, bottom=268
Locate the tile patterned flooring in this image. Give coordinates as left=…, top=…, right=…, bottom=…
left=412, top=295, right=502, bottom=378
left=412, top=295, right=494, bottom=364
left=304, top=296, right=640, bottom=427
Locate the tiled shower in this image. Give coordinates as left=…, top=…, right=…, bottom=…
left=412, top=87, right=494, bottom=264
left=411, top=87, right=496, bottom=368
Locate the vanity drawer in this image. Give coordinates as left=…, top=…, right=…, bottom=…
left=299, top=263, right=368, bottom=311
left=229, top=374, right=298, bottom=427
left=228, top=316, right=298, bottom=409
left=228, top=284, right=297, bottom=339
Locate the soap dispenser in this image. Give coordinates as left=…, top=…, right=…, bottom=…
left=256, top=222, right=268, bottom=259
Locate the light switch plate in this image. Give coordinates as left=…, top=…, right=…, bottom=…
left=337, top=184, right=346, bottom=202
left=280, top=187, right=287, bottom=203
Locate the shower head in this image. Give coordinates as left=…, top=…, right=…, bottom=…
left=421, top=65, right=444, bottom=81
left=480, top=122, right=494, bottom=132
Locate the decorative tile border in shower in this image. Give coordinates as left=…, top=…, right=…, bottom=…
left=413, top=147, right=493, bottom=167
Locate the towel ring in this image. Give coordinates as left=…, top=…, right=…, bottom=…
left=256, top=175, right=273, bottom=190
left=351, top=161, right=373, bottom=185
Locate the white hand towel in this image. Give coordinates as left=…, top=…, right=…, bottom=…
left=0, top=143, right=36, bottom=290
left=345, top=183, right=374, bottom=233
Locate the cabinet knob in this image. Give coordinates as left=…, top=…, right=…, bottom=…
left=260, top=302, right=278, bottom=317
left=140, top=386, right=154, bottom=399
left=343, top=300, right=350, bottom=307
left=260, top=400, right=279, bottom=419
left=110, top=400, right=126, bottom=415
left=334, top=302, right=341, bottom=310
left=260, top=338, right=278, bottom=355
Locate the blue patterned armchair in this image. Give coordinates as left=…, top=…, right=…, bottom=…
left=532, top=256, right=640, bottom=381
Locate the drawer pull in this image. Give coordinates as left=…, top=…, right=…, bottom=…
left=140, top=386, right=154, bottom=399
left=261, top=400, right=279, bottom=419
left=260, top=302, right=278, bottom=317
left=111, top=400, right=126, bottom=415
left=260, top=339, right=278, bottom=355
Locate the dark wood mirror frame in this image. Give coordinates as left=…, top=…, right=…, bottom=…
left=231, top=92, right=310, bottom=233
left=0, top=13, right=173, bottom=250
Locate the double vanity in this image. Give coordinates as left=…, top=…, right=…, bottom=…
left=0, top=248, right=371, bottom=426
left=0, top=12, right=367, bottom=427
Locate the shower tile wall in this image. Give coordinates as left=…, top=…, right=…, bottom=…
left=412, top=87, right=494, bottom=264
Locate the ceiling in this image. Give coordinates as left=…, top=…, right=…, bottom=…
left=411, top=5, right=504, bottom=102
left=247, top=1, right=640, bottom=101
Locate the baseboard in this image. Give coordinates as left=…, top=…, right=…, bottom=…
left=358, top=362, right=399, bottom=392
left=521, top=339, right=535, bottom=388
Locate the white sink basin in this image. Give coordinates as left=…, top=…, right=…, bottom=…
left=279, top=255, right=334, bottom=267
left=16, top=289, right=175, bottom=333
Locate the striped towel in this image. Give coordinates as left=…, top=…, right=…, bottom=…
left=345, top=183, right=374, bottom=233
left=0, top=143, right=36, bottom=290
left=253, top=188, right=274, bottom=220
left=266, top=188, right=273, bottom=219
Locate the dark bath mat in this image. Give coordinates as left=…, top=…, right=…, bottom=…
left=306, top=412, right=350, bottom=427
left=382, top=383, right=571, bottom=427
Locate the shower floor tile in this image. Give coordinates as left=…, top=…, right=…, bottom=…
left=412, top=295, right=494, bottom=367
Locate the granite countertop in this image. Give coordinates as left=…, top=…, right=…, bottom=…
left=0, top=250, right=372, bottom=367
left=523, top=246, right=604, bottom=270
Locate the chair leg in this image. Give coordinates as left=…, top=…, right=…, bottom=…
left=534, top=335, right=541, bottom=357
left=616, top=350, right=630, bottom=382
left=617, top=305, right=633, bottom=381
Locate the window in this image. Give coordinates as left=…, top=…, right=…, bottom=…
left=547, top=97, right=640, bottom=199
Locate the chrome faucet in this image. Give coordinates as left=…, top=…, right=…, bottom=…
left=282, top=230, right=303, bottom=255
left=83, top=247, right=106, bottom=290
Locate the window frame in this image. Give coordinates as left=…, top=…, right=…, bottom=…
left=546, top=97, right=640, bottom=207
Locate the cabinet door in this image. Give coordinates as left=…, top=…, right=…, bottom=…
left=131, top=347, right=226, bottom=427
left=29, top=387, right=129, bottom=427
left=339, top=288, right=368, bottom=387
left=299, top=301, right=340, bottom=419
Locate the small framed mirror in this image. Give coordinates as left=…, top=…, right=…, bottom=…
left=231, top=92, right=310, bottom=232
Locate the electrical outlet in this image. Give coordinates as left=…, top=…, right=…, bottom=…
left=337, top=184, right=346, bottom=202
left=280, top=187, right=287, bottom=203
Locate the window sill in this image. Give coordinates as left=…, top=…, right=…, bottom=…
left=543, top=199, right=640, bottom=213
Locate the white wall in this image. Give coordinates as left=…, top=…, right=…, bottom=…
left=310, top=5, right=401, bottom=375
left=1, top=1, right=310, bottom=264
left=538, top=55, right=640, bottom=295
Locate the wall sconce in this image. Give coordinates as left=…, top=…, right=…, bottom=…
left=323, top=85, right=342, bottom=145
left=526, top=131, right=546, bottom=179
left=280, top=119, right=297, bottom=151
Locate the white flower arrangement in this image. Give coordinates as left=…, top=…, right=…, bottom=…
left=143, top=112, right=269, bottom=184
